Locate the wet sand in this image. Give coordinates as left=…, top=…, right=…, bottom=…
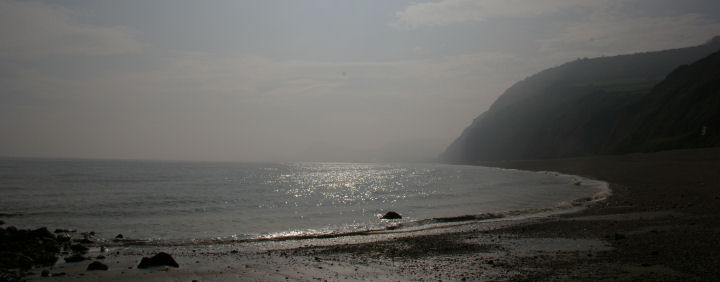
left=24, top=147, right=720, bottom=281
left=479, top=147, right=720, bottom=280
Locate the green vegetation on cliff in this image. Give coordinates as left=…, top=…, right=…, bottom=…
left=442, top=37, right=720, bottom=162
left=603, top=49, right=720, bottom=153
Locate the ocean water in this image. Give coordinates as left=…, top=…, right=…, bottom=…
left=0, top=158, right=606, bottom=243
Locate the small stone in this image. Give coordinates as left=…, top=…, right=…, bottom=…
left=41, top=269, right=50, bottom=277
left=137, top=252, right=179, bottom=269
left=56, top=234, right=71, bottom=243
left=87, top=261, right=109, bottom=271
left=115, top=234, right=124, bottom=239
left=381, top=211, right=402, bottom=219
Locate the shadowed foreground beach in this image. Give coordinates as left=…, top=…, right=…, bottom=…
left=6, top=147, right=720, bottom=281
left=479, top=147, right=720, bottom=280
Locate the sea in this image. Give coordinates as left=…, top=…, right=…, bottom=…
left=0, top=158, right=608, bottom=245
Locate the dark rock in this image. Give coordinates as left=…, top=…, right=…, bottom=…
left=52, top=272, right=66, bottom=277
left=1, top=253, right=34, bottom=269
left=0, top=226, right=60, bottom=268
left=614, top=233, right=626, bottom=240
left=87, top=261, right=109, bottom=271
left=80, top=238, right=93, bottom=244
left=381, top=211, right=402, bottom=219
left=0, top=220, right=4, bottom=225
left=115, top=234, right=124, bottom=239
left=137, top=252, right=179, bottom=269
left=54, top=229, right=70, bottom=233
left=29, top=227, right=54, bottom=239
left=63, top=254, right=87, bottom=263
left=41, top=269, right=50, bottom=277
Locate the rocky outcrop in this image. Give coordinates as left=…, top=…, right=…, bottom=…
left=0, top=226, right=59, bottom=269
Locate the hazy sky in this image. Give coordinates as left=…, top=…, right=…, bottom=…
left=2, top=0, right=720, bottom=162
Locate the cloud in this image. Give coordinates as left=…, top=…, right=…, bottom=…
left=393, top=0, right=720, bottom=62
left=393, top=0, right=598, bottom=29
left=540, top=13, right=720, bottom=59
left=0, top=0, right=142, bottom=58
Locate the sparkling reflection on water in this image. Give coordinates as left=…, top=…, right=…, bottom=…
left=0, top=159, right=599, bottom=242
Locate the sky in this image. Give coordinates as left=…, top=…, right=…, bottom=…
left=2, top=0, right=720, bottom=162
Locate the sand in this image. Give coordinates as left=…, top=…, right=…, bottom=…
left=20, top=147, right=720, bottom=281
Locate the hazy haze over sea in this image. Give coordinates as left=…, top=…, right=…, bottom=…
left=2, top=1, right=720, bottom=162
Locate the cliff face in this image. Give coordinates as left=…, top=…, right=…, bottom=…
left=602, top=49, right=720, bottom=154
left=442, top=37, right=720, bottom=162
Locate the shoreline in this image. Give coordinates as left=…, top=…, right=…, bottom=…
left=6, top=147, right=720, bottom=280
left=478, top=147, right=720, bottom=280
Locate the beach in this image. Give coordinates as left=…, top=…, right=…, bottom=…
left=6, top=147, right=720, bottom=281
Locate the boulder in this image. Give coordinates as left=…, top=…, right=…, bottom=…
left=29, top=227, right=54, bottom=239
left=87, top=261, right=109, bottom=271
left=0, top=226, right=60, bottom=268
left=137, top=252, right=179, bottom=269
left=115, top=234, right=124, bottom=239
left=381, top=211, right=402, bottom=219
